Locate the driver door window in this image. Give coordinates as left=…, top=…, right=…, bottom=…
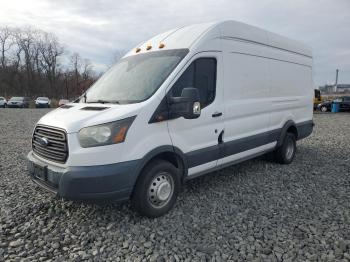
left=171, top=58, right=217, bottom=108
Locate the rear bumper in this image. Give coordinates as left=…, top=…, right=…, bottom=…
left=296, top=120, right=314, bottom=140
left=27, top=151, right=140, bottom=201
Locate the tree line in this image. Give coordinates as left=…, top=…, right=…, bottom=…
left=0, top=26, right=98, bottom=100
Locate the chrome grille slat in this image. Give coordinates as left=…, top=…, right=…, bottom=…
left=33, top=140, right=67, bottom=152
left=33, top=146, right=66, bottom=161
left=33, top=135, right=66, bottom=146
left=33, top=134, right=65, bottom=142
left=32, top=125, right=68, bottom=163
left=34, top=130, right=65, bottom=141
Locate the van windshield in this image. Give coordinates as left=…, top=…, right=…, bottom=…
left=84, top=49, right=189, bottom=104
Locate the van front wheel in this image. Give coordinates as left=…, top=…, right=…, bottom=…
left=273, top=133, right=296, bottom=164
left=131, top=160, right=180, bottom=217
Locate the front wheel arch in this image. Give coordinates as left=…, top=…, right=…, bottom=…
left=133, top=146, right=188, bottom=187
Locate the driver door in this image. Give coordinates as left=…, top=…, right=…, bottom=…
left=167, top=52, right=224, bottom=177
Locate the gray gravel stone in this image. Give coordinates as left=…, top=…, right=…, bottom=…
left=0, top=109, right=350, bottom=261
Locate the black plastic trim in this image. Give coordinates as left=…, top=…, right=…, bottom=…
left=296, top=120, right=314, bottom=140
left=276, top=120, right=297, bottom=147
left=186, top=120, right=313, bottom=169
left=134, top=145, right=188, bottom=178
left=186, top=129, right=280, bottom=168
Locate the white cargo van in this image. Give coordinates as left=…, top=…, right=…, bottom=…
left=27, top=21, right=313, bottom=217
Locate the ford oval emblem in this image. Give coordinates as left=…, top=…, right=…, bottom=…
left=38, top=137, right=49, bottom=147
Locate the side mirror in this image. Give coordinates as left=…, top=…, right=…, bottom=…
left=169, top=87, right=201, bottom=119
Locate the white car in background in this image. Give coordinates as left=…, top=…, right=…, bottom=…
left=58, top=99, right=70, bottom=107
left=0, top=97, right=7, bottom=108
left=35, top=97, right=50, bottom=108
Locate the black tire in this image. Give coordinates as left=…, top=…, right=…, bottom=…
left=273, top=133, right=296, bottom=164
left=131, top=159, right=181, bottom=218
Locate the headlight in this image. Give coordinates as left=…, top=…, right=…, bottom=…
left=78, top=116, right=136, bottom=148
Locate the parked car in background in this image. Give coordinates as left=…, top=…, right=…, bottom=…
left=35, top=97, right=50, bottom=108
left=58, top=99, right=69, bottom=106
left=337, top=96, right=350, bottom=111
left=0, top=97, right=7, bottom=108
left=317, top=96, right=350, bottom=112
left=317, top=100, right=332, bottom=112
left=7, top=97, right=30, bottom=108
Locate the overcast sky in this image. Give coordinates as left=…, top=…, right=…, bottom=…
left=0, top=0, right=349, bottom=86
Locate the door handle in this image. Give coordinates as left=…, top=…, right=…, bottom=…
left=212, top=112, right=222, bottom=118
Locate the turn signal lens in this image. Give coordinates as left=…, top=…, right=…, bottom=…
left=113, top=126, right=128, bottom=143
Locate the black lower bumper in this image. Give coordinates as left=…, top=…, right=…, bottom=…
left=7, top=104, right=23, bottom=108
left=27, top=151, right=140, bottom=201
left=35, top=104, right=50, bottom=108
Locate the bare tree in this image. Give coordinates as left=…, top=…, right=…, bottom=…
left=0, top=26, right=14, bottom=69
left=0, top=26, right=97, bottom=100
left=70, top=52, right=82, bottom=95
left=14, top=27, right=40, bottom=95
left=81, top=59, right=93, bottom=81
left=38, top=32, right=64, bottom=95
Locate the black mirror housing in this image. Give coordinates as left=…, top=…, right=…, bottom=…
left=169, top=87, right=201, bottom=119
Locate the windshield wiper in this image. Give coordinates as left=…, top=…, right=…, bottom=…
left=86, top=100, right=120, bottom=104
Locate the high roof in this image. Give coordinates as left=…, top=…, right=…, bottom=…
left=125, top=20, right=312, bottom=58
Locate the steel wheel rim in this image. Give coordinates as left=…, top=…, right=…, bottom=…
left=321, top=106, right=327, bottom=112
left=286, top=139, right=294, bottom=160
left=148, top=172, right=174, bottom=209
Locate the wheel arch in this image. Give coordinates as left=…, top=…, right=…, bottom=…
left=133, top=146, right=188, bottom=185
left=277, top=120, right=298, bottom=147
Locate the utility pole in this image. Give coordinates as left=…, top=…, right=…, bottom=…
left=334, top=69, right=339, bottom=93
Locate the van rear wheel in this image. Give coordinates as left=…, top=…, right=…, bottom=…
left=131, top=159, right=180, bottom=217
left=273, top=132, right=296, bottom=164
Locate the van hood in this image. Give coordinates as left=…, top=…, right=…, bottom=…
left=37, top=103, right=143, bottom=133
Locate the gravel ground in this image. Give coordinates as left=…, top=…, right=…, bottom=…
left=0, top=109, right=350, bottom=262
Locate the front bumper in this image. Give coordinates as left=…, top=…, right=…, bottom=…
left=27, top=151, right=140, bottom=201
left=7, top=104, right=23, bottom=108
left=35, top=103, right=49, bottom=108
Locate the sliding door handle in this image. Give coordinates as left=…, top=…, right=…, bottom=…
left=212, top=112, right=222, bottom=118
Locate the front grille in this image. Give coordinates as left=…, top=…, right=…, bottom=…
left=32, top=125, right=68, bottom=163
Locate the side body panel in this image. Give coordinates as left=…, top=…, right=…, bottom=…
left=266, top=32, right=313, bottom=132
left=164, top=27, right=225, bottom=175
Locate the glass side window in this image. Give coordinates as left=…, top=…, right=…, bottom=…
left=171, top=58, right=217, bottom=108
